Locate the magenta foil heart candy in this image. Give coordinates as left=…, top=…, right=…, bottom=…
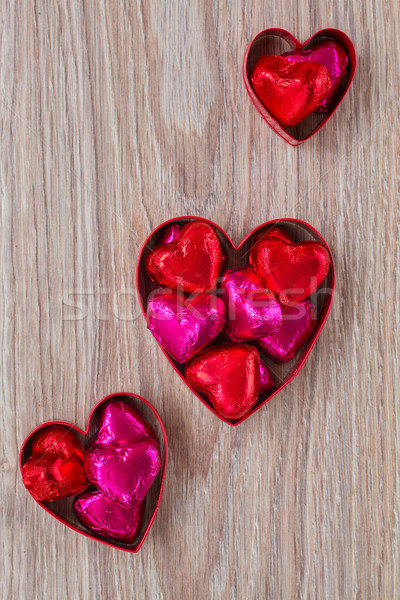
left=221, top=267, right=282, bottom=341
left=83, top=400, right=161, bottom=509
left=74, top=492, right=145, bottom=544
left=96, top=400, right=156, bottom=446
left=158, top=223, right=182, bottom=244
left=259, top=300, right=317, bottom=362
left=146, top=291, right=226, bottom=363
left=283, top=40, right=349, bottom=111
left=93, top=399, right=157, bottom=446
left=258, top=359, right=275, bottom=394
left=84, top=440, right=161, bottom=510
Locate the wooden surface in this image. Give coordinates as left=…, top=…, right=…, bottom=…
left=1, top=1, right=399, bottom=598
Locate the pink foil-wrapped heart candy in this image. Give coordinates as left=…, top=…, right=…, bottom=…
left=158, top=223, right=182, bottom=244
left=74, top=491, right=145, bottom=544
left=258, top=358, right=275, bottom=395
left=146, top=291, right=226, bottom=363
left=94, top=399, right=157, bottom=446
left=221, top=268, right=282, bottom=341
left=283, top=40, right=349, bottom=111
left=259, top=300, right=317, bottom=362
left=84, top=401, right=161, bottom=509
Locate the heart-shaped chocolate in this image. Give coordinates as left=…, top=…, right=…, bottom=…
left=185, top=344, right=261, bottom=421
left=249, top=234, right=331, bottom=305
left=259, top=300, right=317, bottom=362
left=251, top=55, right=332, bottom=128
left=19, top=393, right=167, bottom=552
left=84, top=439, right=161, bottom=509
left=243, top=28, right=356, bottom=144
left=74, top=491, right=145, bottom=544
left=146, top=220, right=224, bottom=293
left=221, top=267, right=282, bottom=341
left=137, top=217, right=335, bottom=425
left=259, top=357, right=276, bottom=394
left=21, top=426, right=89, bottom=502
left=146, top=291, right=226, bottom=362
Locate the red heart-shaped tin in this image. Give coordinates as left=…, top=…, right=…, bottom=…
left=137, top=218, right=335, bottom=425
left=243, top=28, right=356, bottom=145
left=19, top=393, right=167, bottom=552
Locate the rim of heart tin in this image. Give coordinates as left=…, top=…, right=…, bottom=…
left=137, top=217, right=335, bottom=426
left=19, top=392, right=168, bottom=552
left=243, top=28, right=356, bottom=145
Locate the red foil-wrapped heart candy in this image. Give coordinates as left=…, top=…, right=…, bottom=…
left=21, top=426, right=89, bottom=502
left=249, top=233, right=331, bottom=305
left=146, top=221, right=224, bottom=293
left=185, top=343, right=262, bottom=421
left=251, top=55, right=331, bottom=127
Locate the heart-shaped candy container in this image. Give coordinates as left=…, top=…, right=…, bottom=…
left=19, top=393, right=167, bottom=552
left=243, top=28, right=356, bottom=144
left=137, top=218, right=335, bottom=425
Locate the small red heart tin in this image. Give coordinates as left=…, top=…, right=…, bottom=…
left=137, top=217, right=335, bottom=426
left=243, top=28, right=356, bottom=145
left=19, top=392, right=168, bottom=552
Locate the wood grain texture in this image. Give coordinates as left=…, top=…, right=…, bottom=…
left=1, top=1, right=399, bottom=598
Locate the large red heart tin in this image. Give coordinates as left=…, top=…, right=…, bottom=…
left=243, top=28, right=356, bottom=145
left=19, top=393, right=167, bottom=552
left=137, top=218, right=335, bottom=426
